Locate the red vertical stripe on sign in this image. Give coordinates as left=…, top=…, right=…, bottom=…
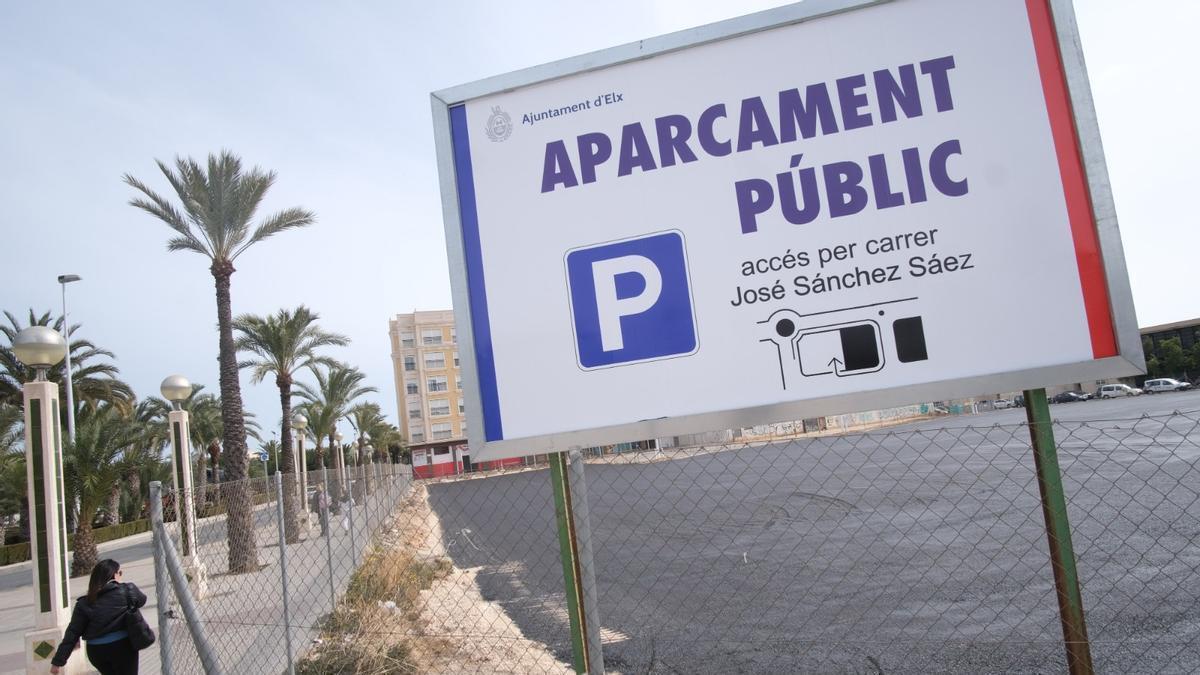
left=1024, top=0, right=1117, bottom=358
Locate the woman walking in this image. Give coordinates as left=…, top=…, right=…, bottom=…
left=50, top=558, right=146, bottom=674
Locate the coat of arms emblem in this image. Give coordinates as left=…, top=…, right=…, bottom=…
left=485, top=106, right=513, bottom=142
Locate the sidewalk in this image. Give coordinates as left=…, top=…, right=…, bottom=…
left=0, top=532, right=162, bottom=674
left=0, top=497, right=277, bottom=674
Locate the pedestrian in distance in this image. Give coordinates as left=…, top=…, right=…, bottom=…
left=314, top=484, right=330, bottom=536
left=51, top=559, right=147, bottom=674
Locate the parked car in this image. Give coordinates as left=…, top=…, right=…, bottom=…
left=993, top=399, right=1015, bottom=409
left=1013, top=394, right=1025, bottom=408
left=1052, top=391, right=1087, bottom=404
left=1143, top=378, right=1192, bottom=394
left=1097, top=383, right=1142, bottom=399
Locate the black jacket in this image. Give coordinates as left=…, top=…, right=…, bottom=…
left=51, top=581, right=147, bottom=666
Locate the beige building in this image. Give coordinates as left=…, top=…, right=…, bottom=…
left=388, top=310, right=466, bottom=444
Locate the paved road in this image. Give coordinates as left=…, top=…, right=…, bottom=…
left=428, top=393, right=1200, bottom=674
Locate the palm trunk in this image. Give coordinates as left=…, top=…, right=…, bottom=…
left=329, top=432, right=343, bottom=502
left=277, top=376, right=300, bottom=543
left=196, top=448, right=208, bottom=518
left=103, top=484, right=120, bottom=527
left=71, top=511, right=97, bottom=577
left=212, top=260, right=258, bottom=573
left=126, top=471, right=142, bottom=520
left=358, top=439, right=374, bottom=495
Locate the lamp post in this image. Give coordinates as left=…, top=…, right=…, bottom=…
left=364, top=441, right=377, bottom=494
left=161, top=375, right=207, bottom=600
left=56, top=274, right=81, bottom=444
left=291, top=413, right=310, bottom=533
left=13, top=327, right=82, bottom=673
left=334, top=430, right=346, bottom=498
left=360, top=431, right=373, bottom=494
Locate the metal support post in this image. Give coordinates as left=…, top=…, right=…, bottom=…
left=154, top=513, right=223, bottom=675
left=567, top=449, right=605, bottom=674
left=149, top=482, right=172, bottom=674
left=1024, top=388, right=1094, bottom=675
left=550, top=451, right=588, bottom=674
left=322, top=468, right=336, bottom=611
left=348, top=480, right=359, bottom=568
left=274, top=474, right=296, bottom=675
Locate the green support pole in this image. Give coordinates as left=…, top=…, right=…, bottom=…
left=550, top=452, right=589, bottom=674
left=1024, top=388, right=1094, bottom=675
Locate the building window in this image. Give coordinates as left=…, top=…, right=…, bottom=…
left=431, top=423, right=453, bottom=440
left=450, top=327, right=457, bottom=343
left=453, top=351, right=460, bottom=367
left=428, top=376, right=448, bottom=392
left=405, top=379, right=418, bottom=395
left=411, top=431, right=424, bottom=443
left=422, top=328, right=443, bottom=345
left=408, top=405, right=422, bottom=420
left=458, top=397, right=465, bottom=414
left=455, top=375, right=462, bottom=391
left=430, top=398, right=450, bottom=417
left=424, top=351, right=446, bottom=370
left=403, top=355, right=415, bottom=372
left=400, top=332, right=415, bottom=348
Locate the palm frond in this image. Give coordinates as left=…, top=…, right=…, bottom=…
left=233, top=207, right=316, bottom=260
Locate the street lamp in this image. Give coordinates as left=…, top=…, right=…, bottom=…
left=291, top=413, right=310, bottom=532
left=160, top=375, right=207, bottom=599
left=13, top=327, right=76, bottom=671
left=334, top=430, right=346, bottom=496
left=56, top=274, right=81, bottom=444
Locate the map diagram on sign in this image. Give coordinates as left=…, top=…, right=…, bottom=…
left=758, top=298, right=929, bottom=390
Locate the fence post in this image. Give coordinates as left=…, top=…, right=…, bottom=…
left=549, top=451, right=588, bottom=674
left=153, top=508, right=223, bottom=674
left=348, top=477, right=359, bottom=568
left=323, top=467, right=336, bottom=611
left=1024, top=388, right=1094, bottom=674
left=149, top=482, right=172, bottom=674
left=567, top=448, right=606, bottom=674
left=274, top=473, right=296, bottom=675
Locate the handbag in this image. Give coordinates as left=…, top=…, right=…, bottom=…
left=122, top=585, right=156, bottom=650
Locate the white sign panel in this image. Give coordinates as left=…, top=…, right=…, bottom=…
left=433, top=0, right=1142, bottom=460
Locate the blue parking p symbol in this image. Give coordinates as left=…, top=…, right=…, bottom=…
left=565, top=231, right=697, bottom=369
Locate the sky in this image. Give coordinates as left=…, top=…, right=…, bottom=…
left=1, top=1, right=1195, bottom=442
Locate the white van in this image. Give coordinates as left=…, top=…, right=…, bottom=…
left=1143, top=378, right=1192, bottom=394
left=1098, top=383, right=1141, bottom=399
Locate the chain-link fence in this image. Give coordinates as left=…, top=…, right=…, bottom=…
left=151, top=408, right=1200, bottom=674
left=154, top=462, right=415, bottom=673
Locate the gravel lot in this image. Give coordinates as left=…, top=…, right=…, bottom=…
left=428, top=392, right=1200, bottom=674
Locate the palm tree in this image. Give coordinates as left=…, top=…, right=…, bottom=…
left=0, top=404, right=24, bottom=544
left=125, top=151, right=315, bottom=572
left=234, top=306, right=347, bottom=543
left=0, top=310, right=134, bottom=414
left=65, top=405, right=139, bottom=575
left=371, top=424, right=404, bottom=465
left=295, top=364, right=376, bottom=500
left=347, top=402, right=387, bottom=493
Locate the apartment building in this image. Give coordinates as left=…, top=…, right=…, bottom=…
left=388, top=310, right=465, bottom=445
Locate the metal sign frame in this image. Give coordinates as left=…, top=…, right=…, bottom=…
left=431, top=0, right=1142, bottom=460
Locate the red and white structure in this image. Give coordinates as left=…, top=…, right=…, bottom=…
left=410, top=440, right=522, bottom=479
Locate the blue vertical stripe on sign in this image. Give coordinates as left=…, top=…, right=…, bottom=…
left=450, top=104, right=504, bottom=441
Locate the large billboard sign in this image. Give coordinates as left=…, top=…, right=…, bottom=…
left=432, top=0, right=1142, bottom=460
